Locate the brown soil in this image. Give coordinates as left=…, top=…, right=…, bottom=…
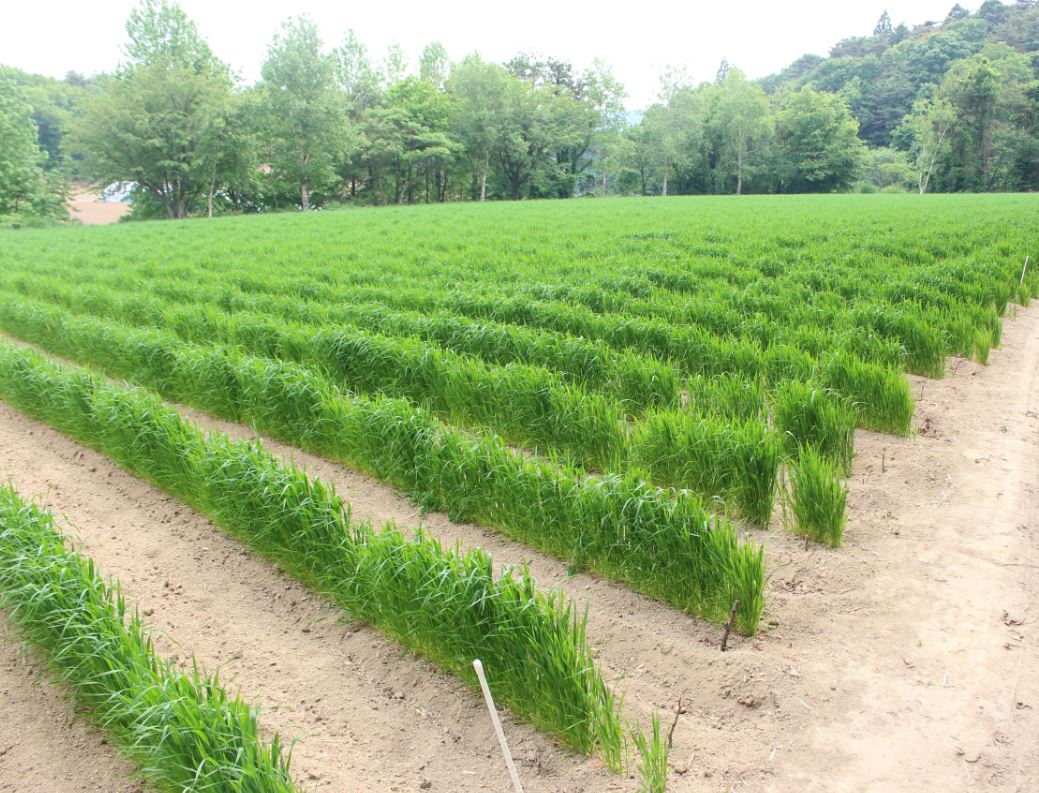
left=68, top=189, right=130, bottom=225
left=0, top=305, right=1037, bottom=792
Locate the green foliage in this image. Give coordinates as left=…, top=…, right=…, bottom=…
left=260, top=16, right=354, bottom=210
left=0, top=341, right=634, bottom=764
left=775, top=87, right=866, bottom=192
left=631, top=410, right=781, bottom=526
left=771, top=381, right=856, bottom=475
left=784, top=445, right=849, bottom=547
left=0, top=74, right=66, bottom=224
left=12, top=0, right=1039, bottom=211
left=68, top=0, right=234, bottom=219
left=0, top=294, right=766, bottom=635
left=0, top=484, right=299, bottom=792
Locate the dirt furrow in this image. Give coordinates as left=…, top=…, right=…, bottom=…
left=0, top=302, right=1036, bottom=791
left=0, top=623, right=142, bottom=793
left=0, top=405, right=623, bottom=792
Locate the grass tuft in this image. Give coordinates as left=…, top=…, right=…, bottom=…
left=0, top=484, right=299, bottom=793
left=0, top=340, right=637, bottom=767
left=784, top=445, right=849, bottom=547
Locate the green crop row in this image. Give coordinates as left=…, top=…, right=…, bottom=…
left=0, top=340, right=673, bottom=779
left=0, top=292, right=792, bottom=525
left=0, top=296, right=766, bottom=632
left=0, top=274, right=864, bottom=484
left=0, top=248, right=915, bottom=435
left=0, top=484, right=299, bottom=793
left=0, top=248, right=918, bottom=437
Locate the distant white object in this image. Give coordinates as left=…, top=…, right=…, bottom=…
left=101, top=182, right=134, bottom=203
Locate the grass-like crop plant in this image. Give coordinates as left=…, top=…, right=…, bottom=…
left=685, top=373, right=765, bottom=421
left=784, top=445, right=849, bottom=547
left=630, top=410, right=781, bottom=526
left=631, top=714, right=669, bottom=793
left=0, top=485, right=299, bottom=793
left=0, top=341, right=673, bottom=775
left=771, top=381, right=856, bottom=475
left=819, top=352, right=915, bottom=436
left=0, top=297, right=767, bottom=634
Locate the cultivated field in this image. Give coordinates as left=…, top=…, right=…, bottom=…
left=0, top=194, right=1037, bottom=792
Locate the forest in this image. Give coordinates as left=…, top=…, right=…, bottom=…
left=1, top=0, right=1038, bottom=223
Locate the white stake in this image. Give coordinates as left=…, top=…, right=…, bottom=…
left=1021, top=255, right=1031, bottom=287
left=472, top=659, right=525, bottom=793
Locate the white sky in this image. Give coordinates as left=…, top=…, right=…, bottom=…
left=3, top=0, right=976, bottom=107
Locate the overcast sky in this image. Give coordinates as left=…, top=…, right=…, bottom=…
left=3, top=0, right=975, bottom=107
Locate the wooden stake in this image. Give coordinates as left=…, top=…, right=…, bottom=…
left=720, top=600, right=740, bottom=652
left=1021, top=256, right=1030, bottom=287
left=666, top=696, right=683, bottom=749
left=473, top=659, right=525, bottom=793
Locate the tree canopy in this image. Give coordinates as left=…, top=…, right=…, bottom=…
left=3, top=0, right=1039, bottom=222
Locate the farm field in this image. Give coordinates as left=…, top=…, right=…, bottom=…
left=0, top=193, right=1037, bottom=792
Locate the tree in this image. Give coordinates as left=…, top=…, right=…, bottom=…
left=775, top=87, right=865, bottom=192
left=261, top=16, right=351, bottom=210
left=124, top=0, right=214, bottom=68
left=710, top=68, right=771, bottom=193
left=419, top=43, right=450, bottom=89
left=584, top=59, right=627, bottom=194
left=0, top=75, right=66, bottom=224
left=0, top=66, right=89, bottom=171
left=861, top=146, right=915, bottom=190
left=506, top=54, right=600, bottom=197
left=493, top=79, right=568, bottom=200
left=335, top=30, right=382, bottom=114
left=653, top=67, right=692, bottom=196
left=362, top=77, right=457, bottom=204
left=874, top=10, right=894, bottom=37
left=447, top=55, right=508, bottom=200
left=70, top=0, right=233, bottom=219
left=619, top=114, right=665, bottom=195
left=903, top=96, right=957, bottom=192
left=382, top=44, right=409, bottom=85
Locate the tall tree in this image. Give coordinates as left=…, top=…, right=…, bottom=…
left=382, top=44, right=409, bottom=85
left=70, top=0, right=233, bottom=219
left=419, top=43, right=450, bottom=90
left=584, top=59, right=627, bottom=194
left=362, top=77, right=457, bottom=204
left=0, top=74, right=65, bottom=223
left=775, top=87, right=865, bottom=192
left=261, top=17, right=351, bottom=210
left=710, top=68, right=771, bottom=193
left=902, top=96, right=957, bottom=192
left=447, top=55, right=508, bottom=200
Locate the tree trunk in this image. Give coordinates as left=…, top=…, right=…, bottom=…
left=662, top=161, right=669, bottom=197
left=920, top=123, right=949, bottom=195
left=157, top=186, right=174, bottom=220
left=207, top=163, right=216, bottom=219
left=299, top=143, right=310, bottom=210
left=736, top=147, right=744, bottom=196
left=480, top=152, right=489, bottom=201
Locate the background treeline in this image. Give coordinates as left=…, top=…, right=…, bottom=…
left=1, top=0, right=1038, bottom=223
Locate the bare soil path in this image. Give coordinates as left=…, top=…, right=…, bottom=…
left=67, top=188, right=130, bottom=225
left=0, top=304, right=1036, bottom=791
